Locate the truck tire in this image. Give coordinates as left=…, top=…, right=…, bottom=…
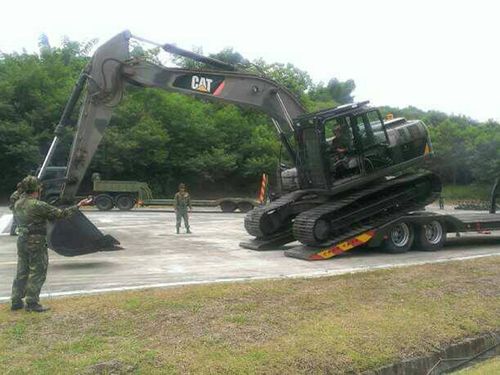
left=237, top=201, right=254, bottom=213
left=383, top=222, right=414, bottom=253
left=95, top=194, right=114, bottom=211
left=220, top=200, right=237, bottom=213
left=116, top=194, right=135, bottom=211
left=414, top=220, right=446, bottom=251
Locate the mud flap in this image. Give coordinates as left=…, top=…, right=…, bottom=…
left=47, top=211, right=121, bottom=256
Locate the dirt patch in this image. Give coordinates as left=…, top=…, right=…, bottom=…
left=82, top=360, right=136, bottom=375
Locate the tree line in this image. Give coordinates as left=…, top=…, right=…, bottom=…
left=0, top=36, right=498, bottom=198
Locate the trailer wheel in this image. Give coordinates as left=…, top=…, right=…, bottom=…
left=384, top=222, right=414, bottom=253
left=313, top=219, right=331, bottom=243
left=220, top=201, right=237, bottom=212
left=116, top=194, right=135, bottom=211
left=415, top=220, right=445, bottom=251
left=237, top=201, right=254, bottom=213
left=95, top=194, right=114, bottom=211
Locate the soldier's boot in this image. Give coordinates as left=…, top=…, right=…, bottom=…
left=176, top=227, right=180, bottom=234
left=10, top=300, right=24, bottom=311
left=25, top=303, right=50, bottom=313
left=186, top=227, right=192, bottom=234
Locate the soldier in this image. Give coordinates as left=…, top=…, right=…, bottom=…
left=11, top=176, right=91, bottom=312
left=330, top=124, right=350, bottom=157
left=174, top=183, right=192, bottom=234
left=490, top=177, right=499, bottom=214
left=9, top=183, right=23, bottom=236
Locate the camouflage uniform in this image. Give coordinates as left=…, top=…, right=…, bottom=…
left=491, top=177, right=499, bottom=214
left=11, top=195, right=77, bottom=307
left=9, top=189, right=21, bottom=236
left=174, top=191, right=192, bottom=233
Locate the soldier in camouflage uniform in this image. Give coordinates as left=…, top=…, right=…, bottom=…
left=491, top=177, right=499, bottom=214
left=174, top=183, right=192, bottom=234
left=9, top=183, right=23, bottom=236
left=11, top=176, right=90, bottom=312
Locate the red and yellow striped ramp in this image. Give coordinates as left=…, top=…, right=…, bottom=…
left=284, top=230, right=376, bottom=260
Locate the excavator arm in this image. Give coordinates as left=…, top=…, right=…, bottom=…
left=44, top=31, right=306, bottom=255
left=60, top=31, right=304, bottom=200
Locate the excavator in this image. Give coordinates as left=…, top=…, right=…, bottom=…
left=39, top=31, right=441, bottom=257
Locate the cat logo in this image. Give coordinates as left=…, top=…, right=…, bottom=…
left=191, top=76, right=213, bottom=92
left=173, top=73, right=225, bottom=95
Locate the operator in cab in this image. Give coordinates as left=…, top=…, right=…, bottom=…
left=329, top=124, right=351, bottom=178
left=330, top=125, right=349, bottom=157
left=10, top=176, right=91, bottom=313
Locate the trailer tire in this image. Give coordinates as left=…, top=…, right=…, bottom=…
left=116, top=194, right=135, bottom=211
left=220, top=200, right=237, bottom=213
left=237, top=201, right=254, bottom=213
left=415, top=220, right=445, bottom=251
left=383, top=222, right=414, bottom=253
left=95, top=194, right=114, bottom=211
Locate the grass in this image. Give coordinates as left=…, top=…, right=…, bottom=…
left=457, top=356, right=500, bottom=374
left=0, top=257, right=499, bottom=374
left=442, top=184, right=492, bottom=201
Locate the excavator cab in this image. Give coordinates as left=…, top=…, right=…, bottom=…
left=293, top=102, right=393, bottom=189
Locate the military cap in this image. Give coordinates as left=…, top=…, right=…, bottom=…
left=20, top=175, right=40, bottom=193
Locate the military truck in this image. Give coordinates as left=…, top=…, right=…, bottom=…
left=92, top=179, right=258, bottom=212
left=92, top=179, right=152, bottom=211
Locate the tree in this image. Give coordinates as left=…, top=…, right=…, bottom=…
left=309, top=78, right=356, bottom=104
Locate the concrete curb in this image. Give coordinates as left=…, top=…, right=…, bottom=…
left=363, top=332, right=499, bottom=374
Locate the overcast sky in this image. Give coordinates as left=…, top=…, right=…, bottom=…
left=1, top=0, right=499, bottom=121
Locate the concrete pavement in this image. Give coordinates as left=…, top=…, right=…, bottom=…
left=0, top=207, right=499, bottom=302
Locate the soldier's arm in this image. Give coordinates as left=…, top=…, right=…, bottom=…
left=173, top=193, right=178, bottom=209
left=8, top=192, right=18, bottom=211
left=187, top=194, right=192, bottom=209
left=33, top=201, right=79, bottom=221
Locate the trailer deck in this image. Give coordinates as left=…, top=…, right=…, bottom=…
left=242, top=211, right=500, bottom=261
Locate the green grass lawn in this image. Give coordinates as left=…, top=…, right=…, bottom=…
left=442, top=184, right=492, bottom=201
left=457, top=356, right=500, bottom=374
left=1, top=257, right=499, bottom=374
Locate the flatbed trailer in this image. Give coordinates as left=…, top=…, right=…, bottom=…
left=241, top=211, right=500, bottom=261
left=140, top=198, right=258, bottom=213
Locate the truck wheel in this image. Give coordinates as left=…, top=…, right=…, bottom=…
left=415, top=220, right=445, bottom=251
left=116, top=194, right=135, bottom=211
left=220, top=201, right=237, bottom=212
left=383, top=222, right=414, bottom=253
left=237, top=201, right=254, bottom=213
left=95, top=194, right=114, bottom=211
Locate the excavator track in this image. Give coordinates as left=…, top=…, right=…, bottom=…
left=244, top=172, right=441, bottom=246
left=244, top=190, right=309, bottom=238
left=293, top=172, right=441, bottom=246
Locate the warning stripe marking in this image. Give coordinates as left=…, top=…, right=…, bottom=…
left=309, top=230, right=376, bottom=260
left=213, top=81, right=225, bottom=96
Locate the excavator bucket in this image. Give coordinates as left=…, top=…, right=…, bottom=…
left=47, top=211, right=121, bottom=257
